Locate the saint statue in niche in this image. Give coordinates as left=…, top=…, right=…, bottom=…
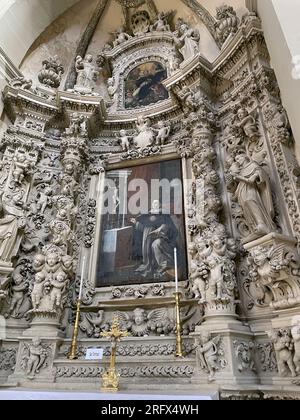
left=230, top=153, right=277, bottom=241
left=125, top=62, right=169, bottom=109
left=130, top=200, right=178, bottom=280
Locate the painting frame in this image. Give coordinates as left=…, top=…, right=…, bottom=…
left=96, top=159, right=188, bottom=288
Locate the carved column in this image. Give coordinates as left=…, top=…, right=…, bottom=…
left=24, top=119, right=88, bottom=338
left=179, top=100, right=258, bottom=386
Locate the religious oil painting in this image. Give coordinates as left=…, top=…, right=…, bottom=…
left=97, top=160, right=188, bottom=287
left=124, top=61, right=169, bottom=109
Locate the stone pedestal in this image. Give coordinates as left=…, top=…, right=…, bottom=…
left=191, top=316, right=259, bottom=387
left=24, top=313, right=64, bottom=339
left=7, top=337, right=61, bottom=387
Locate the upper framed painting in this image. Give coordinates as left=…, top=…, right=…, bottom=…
left=124, top=62, right=169, bottom=109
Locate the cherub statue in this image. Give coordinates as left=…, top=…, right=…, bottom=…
left=7, top=269, right=27, bottom=318
left=21, top=338, right=49, bottom=379
left=44, top=253, right=61, bottom=283
left=268, top=329, right=297, bottom=377
left=35, top=187, right=52, bottom=214
left=61, top=255, right=74, bottom=277
left=154, top=121, right=171, bottom=145
left=12, top=153, right=32, bottom=185
left=237, top=107, right=259, bottom=141
left=31, top=271, right=45, bottom=310
left=68, top=112, right=86, bottom=136
left=50, top=271, right=68, bottom=311
left=291, top=316, right=300, bottom=374
left=195, top=333, right=222, bottom=382
left=206, top=256, right=223, bottom=301
left=151, top=12, right=171, bottom=32
left=113, top=26, right=132, bottom=47
left=32, top=253, right=45, bottom=273
left=190, top=262, right=209, bottom=304
left=116, top=129, right=133, bottom=151
left=49, top=220, right=72, bottom=247
left=116, top=308, right=173, bottom=337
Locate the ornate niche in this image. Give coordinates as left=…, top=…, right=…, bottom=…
left=102, top=24, right=177, bottom=114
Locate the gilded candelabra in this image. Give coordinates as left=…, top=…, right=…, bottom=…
left=68, top=299, right=82, bottom=360
left=174, top=292, right=185, bottom=357
left=101, top=316, right=130, bottom=392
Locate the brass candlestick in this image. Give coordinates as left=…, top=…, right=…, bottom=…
left=68, top=299, right=82, bottom=360
left=101, top=316, right=130, bottom=392
left=174, top=292, right=185, bottom=357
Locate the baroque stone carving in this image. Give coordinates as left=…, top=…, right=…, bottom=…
left=111, top=284, right=165, bottom=299
left=227, top=153, right=276, bottom=243
left=28, top=124, right=87, bottom=319
left=257, top=342, right=278, bottom=372
left=38, top=56, right=64, bottom=89
left=83, top=199, right=97, bottom=248
left=21, top=339, right=51, bottom=379
left=74, top=54, right=99, bottom=95
left=234, top=341, right=256, bottom=373
left=215, top=5, right=240, bottom=46
left=174, top=21, right=200, bottom=62
left=0, top=348, right=17, bottom=372
left=55, top=364, right=194, bottom=379
left=195, top=333, right=227, bottom=382
left=291, top=316, right=300, bottom=375
left=113, top=26, right=132, bottom=47
left=268, top=329, right=297, bottom=378
left=247, top=240, right=300, bottom=310
left=115, top=308, right=175, bottom=337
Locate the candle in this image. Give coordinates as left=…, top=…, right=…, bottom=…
left=78, top=256, right=86, bottom=301
left=174, top=248, right=179, bottom=293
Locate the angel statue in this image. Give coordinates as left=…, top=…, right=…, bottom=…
left=113, top=26, right=132, bottom=47
left=195, top=332, right=222, bottom=382
left=21, top=338, right=49, bottom=379
left=115, top=308, right=174, bottom=337
left=150, top=12, right=171, bottom=32
left=154, top=121, right=171, bottom=145
left=174, top=23, right=200, bottom=61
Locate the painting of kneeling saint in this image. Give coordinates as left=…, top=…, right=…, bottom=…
left=125, top=62, right=169, bottom=109
left=96, top=160, right=188, bottom=287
